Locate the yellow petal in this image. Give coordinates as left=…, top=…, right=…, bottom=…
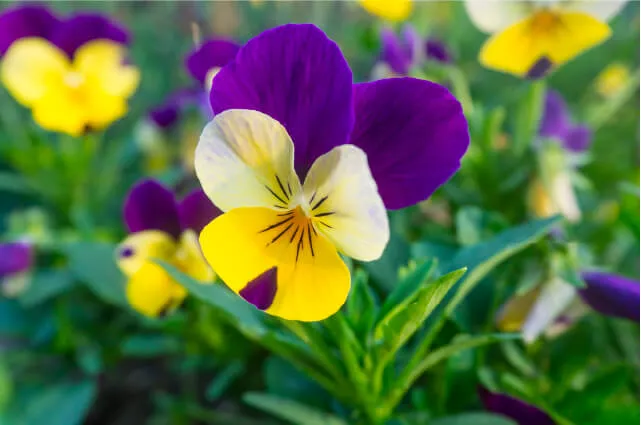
left=358, top=0, right=412, bottom=22
left=479, top=11, right=611, bottom=77
left=302, top=144, right=389, bottom=262
left=30, top=87, right=89, bottom=136
left=0, top=37, right=70, bottom=106
left=116, top=230, right=177, bottom=277
left=74, top=40, right=140, bottom=98
left=496, top=286, right=541, bottom=332
left=127, top=261, right=186, bottom=317
left=200, top=207, right=350, bottom=322
left=175, top=229, right=215, bottom=282
left=195, top=109, right=301, bottom=212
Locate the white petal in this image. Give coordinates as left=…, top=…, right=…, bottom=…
left=522, top=278, right=576, bottom=343
left=195, top=109, right=302, bottom=212
left=562, top=0, right=628, bottom=22
left=302, top=144, right=389, bottom=262
left=464, top=0, right=533, bottom=33
left=551, top=171, right=582, bottom=222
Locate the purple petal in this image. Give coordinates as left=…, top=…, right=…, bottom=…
left=349, top=78, right=469, bottom=210
left=579, top=271, right=640, bottom=322
left=380, top=27, right=411, bottom=75
left=210, top=24, right=354, bottom=177
left=0, top=4, right=60, bottom=55
left=50, top=13, right=129, bottom=57
left=178, top=189, right=223, bottom=233
left=0, top=242, right=33, bottom=278
left=185, top=39, right=240, bottom=85
left=479, top=387, right=555, bottom=425
left=562, top=125, right=592, bottom=153
left=539, top=90, right=570, bottom=139
left=425, top=38, right=452, bottom=63
left=239, top=267, right=277, bottom=310
left=123, top=179, right=181, bottom=239
left=148, top=87, right=202, bottom=129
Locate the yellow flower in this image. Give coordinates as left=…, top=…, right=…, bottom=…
left=595, top=62, right=631, bottom=97
left=528, top=173, right=581, bottom=223
left=465, top=0, right=628, bottom=77
left=358, top=0, right=412, bottom=22
left=1, top=38, right=139, bottom=136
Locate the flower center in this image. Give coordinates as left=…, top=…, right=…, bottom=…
left=530, top=10, right=561, bottom=35
left=64, top=71, right=85, bottom=89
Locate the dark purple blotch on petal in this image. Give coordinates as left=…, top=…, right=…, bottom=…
left=526, top=56, right=553, bottom=80
left=349, top=78, right=469, bottom=210
left=0, top=242, right=33, bottom=278
left=239, top=267, right=277, bottom=310
left=51, top=13, right=129, bottom=58
left=123, top=179, right=181, bottom=239
left=479, top=387, right=556, bottom=425
left=425, top=38, right=451, bottom=63
left=0, top=4, right=60, bottom=55
left=579, top=271, right=640, bottom=322
left=178, top=189, right=223, bottom=234
left=185, top=39, right=240, bottom=85
left=119, top=246, right=134, bottom=258
left=210, top=24, right=354, bottom=178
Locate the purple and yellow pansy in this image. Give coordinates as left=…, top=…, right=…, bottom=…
left=0, top=4, right=139, bottom=136
left=116, top=179, right=221, bottom=317
left=465, top=0, right=628, bottom=78
left=194, top=24, right=469, bottom=321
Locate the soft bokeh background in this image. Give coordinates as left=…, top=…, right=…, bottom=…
left=0, top=2, right=638, bottom=425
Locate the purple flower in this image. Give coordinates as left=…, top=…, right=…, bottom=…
left=479, top=387, right=555, bottom=425
left=0, top=242, right=33, bottom=279
left=147, top=88, right=203, bottom=129
left=123, top=179, right=222, bottom=239
left=539, top=90, right=592, bottom=153
left=425, top=38, right=452, bottom=63
left=185, top=39, right=240, bottom=86
left=380, top=25, right=419, bottom=75
left=195, top=24, right=469, bottom=321
left=579, top=271, right=640, bottom=322
left=0, top=4, right=129, bottom=57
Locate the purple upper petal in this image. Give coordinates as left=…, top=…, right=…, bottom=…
left=479, top=387, right=555, bottom=425
left=210, top=24, right=354, bottom=178
left=178, top=189, right=223, bottom=233
left=185, top=39, right=240, bottom=85
left=0, top=4, right=60, bottom=55
left=148, top=87, right=202, bottom=129
left=0, top=242, right=33, bottom=278
left=425, top=38, right=452, bottom=63
left=380, top=27, right=412, bottom=75
left=579, top=271, right=640, bottom=322
left=563, top=125, right=592, bottom=153
left=348, top=78, right=469, bottom=210
left=123, top=179, right=181, bottom=239
left=539, top=90, right=570, bottom=140
left=50, top=13, right=129, bottom=58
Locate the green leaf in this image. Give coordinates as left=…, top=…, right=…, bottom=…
left=455, top=207, right=485, bottom=246
left=206, top=361, right=245, bottom=402
left=429, top=412, right=517, bottom=425
left=374, top=268, right=466, bottom=362
left=378, top=259, right=436, bottom=318
left=0, top=171, right=34, bottom=194
left=444, top=216, right=561, bottom=329
left=5, top=379, right=97, bottom=425
left=63, top=242, right=127, bottom=307
left=19, top=270, right=76, bottom=307
left=364, top=232, right=411, bottom=291
left=513, top=80, right=546, bottom=157
left=157, top=261, right=268, bottom=337
left=121, top=334, right=181, bottom=357
left=345, top=268, right=378, bottom=337
left=243, top=392, right=348, bottom=425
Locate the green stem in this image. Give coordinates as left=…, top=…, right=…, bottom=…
left=513, top=80, right=546, bottom=157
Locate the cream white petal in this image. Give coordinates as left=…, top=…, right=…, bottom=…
left=195, top=109, right=301, bottom=212
left=562, top=0, right=628, bottom=22
left=302, top=144, right=389, bottom=262
left=522, top=278, right=576, bottom=343
left=464, top=0, right=533, bottom=33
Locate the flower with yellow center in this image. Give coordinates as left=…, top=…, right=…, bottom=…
left=465, top=0, right=628, bottom=78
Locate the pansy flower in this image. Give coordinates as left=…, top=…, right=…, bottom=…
left=116, top=179, right=221, bottom=317
left=373, top=26, right=452, bottom=79
left=358, top=0, right=412, bottom=22
left=595, top=62, right=632, bottom=98
left=0, top=5, right=139, bottom=136
left=194, top=24, right=469, bottom=321
left=0, top=241, right=33, bottom=297
left=497, top=270, right=640, bottom=342
left=479, top=387, right=556, bottom=425
left=465, top=0, right=628, bottom=78
left=529, top=90, right=592, bottom=223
